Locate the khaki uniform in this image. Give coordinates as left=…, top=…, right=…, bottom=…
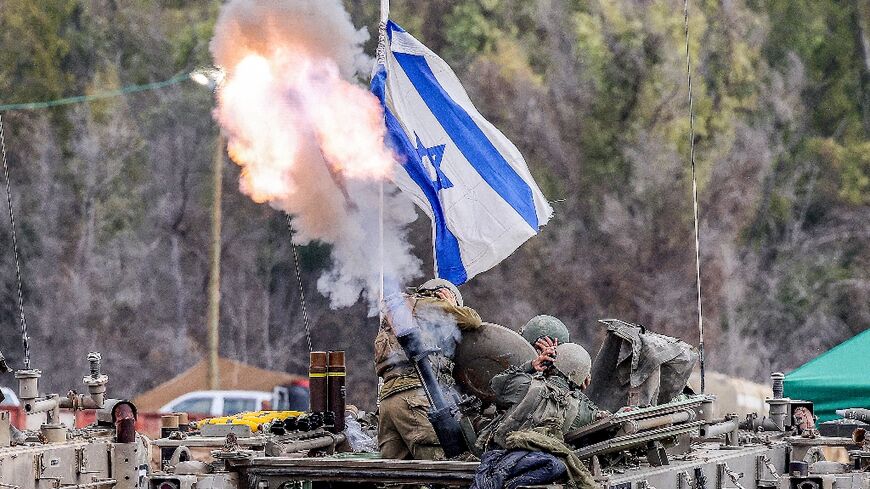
left=375, top=295, right=482, bottom=460
left=377, top=387, right=444, bottom=460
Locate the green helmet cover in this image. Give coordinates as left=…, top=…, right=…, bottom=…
left=520, top=315, right=570, bottom=345
left=553, top=343, right=592, bottom=387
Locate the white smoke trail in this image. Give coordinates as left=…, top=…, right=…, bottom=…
left=210, top=0, right=421, bottom=308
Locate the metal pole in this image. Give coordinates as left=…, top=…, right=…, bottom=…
left=380, top=0, right=389, bottom=24
left=378, top=0, right=389, bottom=308
left=683, top=0, right=705, bottom=394
left=206, top=133, right=224, bottom=390
left=376, top=0, right=389, bottom=407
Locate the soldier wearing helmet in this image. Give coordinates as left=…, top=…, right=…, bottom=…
left=516, top=315, right=572, bottom=375
left=477, top=342, right=605, bottom=451
left=521, top=315, right=571, bottom=346
left=375, top=278, right=482, bottom=460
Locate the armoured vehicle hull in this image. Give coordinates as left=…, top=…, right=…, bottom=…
left=2, top=349, right=869, bottom=489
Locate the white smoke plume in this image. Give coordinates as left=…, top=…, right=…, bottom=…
left=210, top=0, right=421, bottom=308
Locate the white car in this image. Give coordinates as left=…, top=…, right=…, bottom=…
left=159, top=390, right=271, bottom=417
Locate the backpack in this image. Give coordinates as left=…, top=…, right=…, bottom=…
left=479, top=375, right=581, bottom=450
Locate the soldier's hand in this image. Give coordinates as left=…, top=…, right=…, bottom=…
left=531, top=350, right=556, bottom=372
left=433, top=287, right=458, bottom=306
left=534, top=336, right=558, bottom=353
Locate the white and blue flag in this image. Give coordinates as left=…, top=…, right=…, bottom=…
left=372, top=21, right=553, bottom=285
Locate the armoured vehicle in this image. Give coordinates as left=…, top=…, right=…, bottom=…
left=1, top=324, right=869, bottom=489
left=0, top=352, right=149, bottom=489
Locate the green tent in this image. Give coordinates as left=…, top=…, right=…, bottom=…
left=784, top=328, right=870, bottom=422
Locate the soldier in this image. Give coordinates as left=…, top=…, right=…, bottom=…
left=520, top=315, right=570, bottom=348
left=480, top=342, right=602, bottom=449
left=375, top=278, right=482, bottom=460
left=516, top=315, right=572, bottom=376
left=473, top=343, right=601, bottom=488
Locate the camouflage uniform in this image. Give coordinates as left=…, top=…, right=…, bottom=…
left=477, top=364, right=599, bottom=451
left=375, top=295, right=482, bottom=460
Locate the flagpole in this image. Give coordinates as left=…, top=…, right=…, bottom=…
left=375, top=0, right=390, bottom=409
left=378, top=0, right=389, bottom=310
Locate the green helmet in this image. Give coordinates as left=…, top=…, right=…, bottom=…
left=417, top=278, right=463, bottom=306
left=553, top=343, right=591, bottom=387
left=520, top=315, right=570, bottom=345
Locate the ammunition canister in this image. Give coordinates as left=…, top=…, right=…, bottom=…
left=160, top=413, right=179, bottom=433
left=160, top=414, right=179, bottom=465
left=309, top=351, right=328, bottom=414
left=175, top=412, right=189, bottom=432
left=327, top=350, right=346, bottom=432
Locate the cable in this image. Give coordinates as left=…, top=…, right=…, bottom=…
left=285, top=214, right=313, bottom=352
left=683, top=0, right=706, bottom=393
left=0, top=72, right=190, bottom=112
left=0, top=114, right=31, bottom=369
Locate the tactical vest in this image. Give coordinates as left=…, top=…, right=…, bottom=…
left=478, top=375, right=581, bottom=450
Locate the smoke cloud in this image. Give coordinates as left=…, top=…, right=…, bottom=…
left=210, top=0, right=422, bottom=308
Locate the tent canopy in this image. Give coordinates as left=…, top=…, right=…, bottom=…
left=784, top=328, right=870, bottom=422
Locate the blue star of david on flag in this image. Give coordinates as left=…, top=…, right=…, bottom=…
left=371, top=20, right=553, bottom=285
left=414, top=133, right=452, bottom=191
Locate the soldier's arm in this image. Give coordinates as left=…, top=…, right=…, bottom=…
left=381, top=293, right=416, bottom=332
left=518, top=360, right=536, bottom=374
left=427, top=301, right=483, bottom=330
left=569, top=393, right=604, bottom=430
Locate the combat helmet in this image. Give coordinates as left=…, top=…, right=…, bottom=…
left=552, top=343, right=592, bottom=387
left=520, top=315, right=570, bottom=345
left=417, top=278, right=463, bottom=306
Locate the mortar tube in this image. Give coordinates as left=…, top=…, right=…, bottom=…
left=309, top=352, right=328, bottom=414
left=396, top=328, right=467, bottom=457
left=327, top=351, right=346, bottom=432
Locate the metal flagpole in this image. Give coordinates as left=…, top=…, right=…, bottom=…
left=376, top=0, right=390, bottom=407
left=378, top=0, right=389, bottom=310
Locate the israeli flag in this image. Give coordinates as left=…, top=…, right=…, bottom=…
left=371, top=21, right=553, bottom=285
